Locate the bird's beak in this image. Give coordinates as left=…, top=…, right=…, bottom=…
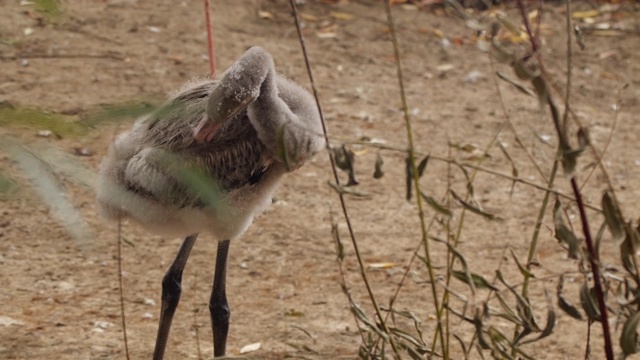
left=193, top=115, right=222, bottom=143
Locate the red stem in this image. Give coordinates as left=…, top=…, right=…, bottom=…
left=570, top=178, right=614, bottom=360
left=204, top=0, right=216, bottom=78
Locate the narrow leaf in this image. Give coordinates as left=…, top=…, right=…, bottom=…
left=510, top=249, right=534, bottom=278
left=417, top=155, right=430, bottom=178
left=452, top=270, right=498, bottom=291
left=373, top=153, right=384, bottom=179
left=497, top=141, right=518, bottom=196
left=421, top=192, right=452, bottom=217
left=451, top=190, right=500, bottom=221
left=496, top=71, right=535, bottom=97
left=621, top=311, right=640, bottom=355
left=553, top=199, right=580, bottom=259
left=602, top=191, right=625, bottom=245
left=579, top=283, right=601, bottom=322
left=557, top=276, right=583, bottom=320
left=473, top=311, right=491, bottom=350
left=1, top=138, right=93, bottom=249
left=327, top=181, right=369, bottom=198
left=558, top=295, right=583, bottom=321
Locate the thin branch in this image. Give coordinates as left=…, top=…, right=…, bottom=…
left=383, top=0, right=445, bottom=356
left=288, top=0, right=400, bottom=357
left=331, top=137, right=601, bottom=211
left=571, top=176, right=613, bottom=360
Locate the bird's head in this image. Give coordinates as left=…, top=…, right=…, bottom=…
left=193, top=79, right=260, bottom=143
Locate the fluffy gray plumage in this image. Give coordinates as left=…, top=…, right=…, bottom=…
left=97, top=46, right=324, bottom=239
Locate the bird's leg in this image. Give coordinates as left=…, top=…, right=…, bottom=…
left=210, top=239, right=231, bottom=358
left=153, top=234, right=198, bottom=360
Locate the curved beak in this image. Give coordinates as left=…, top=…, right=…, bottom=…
left=193, top=115, right=223, bottom=143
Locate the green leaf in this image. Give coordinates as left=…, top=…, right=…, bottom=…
left=497, top=141, right=519, bottom=196
left=473, top=311, right=491, bottom=350
left=0, top=104, right=84, bottom=136
left=405, top=156, right=413, bottom=201
left=0, top=138, right=93, bottom=249
left=332, top=223, right=344, bottom=261
left=553, top=199, right=580, bottom=259
left=417, top=155, right=430, bottom=178
left=558, top=295, right=583, bottom=321
left=557, top=276, right=583, bottom=320
left=496, top=71, right=535, bottom=97
left=327, top=181, right=369, bottom=198
left=331, top=145, right=358, bottom=186
left=602, top=191, right=625, bottom=245
left=373, top=153, right=384, bottom=179
left=0, top=172, right=17, bottom=194
left=452, top=270, right=498, bottom=291
left=621, top=311, right=640, bottom=355
left=451, top=190, right=500, bottom=221
left=494, top=292, right=523, bottom=325
left=80, top=102, right=156, bottom=128
left=510, top=249, right=534, bottom=278
left=579, top=283, right=601, bottom=322
left=620, top=224, right=640, bottom=276
left=421, top=192, right=452, bottom=217
left=531, top=75, right=548, bottom=105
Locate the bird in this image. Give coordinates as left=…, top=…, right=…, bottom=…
left=96, top=46, right=324, bottom=359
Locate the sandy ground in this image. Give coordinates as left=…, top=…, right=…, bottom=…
left=1, top=0, right=640, bottom=359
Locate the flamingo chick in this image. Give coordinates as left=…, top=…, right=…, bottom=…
left=97, top=46, right=324, bottom=359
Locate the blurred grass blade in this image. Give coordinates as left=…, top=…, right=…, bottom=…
left=1, top=137, right=93, bottom=249
left=80, top=102, right=157, bottom=128
left=0, top=104, right=84, bottom=136
left=621, top=311, right=640, bottom=355
left=32, top=142, right=97, bottom=188
left=0, top=170, right=17, bottom=194
left=33, top=0, right=64, bottom=22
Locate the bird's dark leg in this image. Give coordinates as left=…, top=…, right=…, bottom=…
left=153, top=234, right=198, bottom=360
left=210, top=239, right=231, bottom=358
